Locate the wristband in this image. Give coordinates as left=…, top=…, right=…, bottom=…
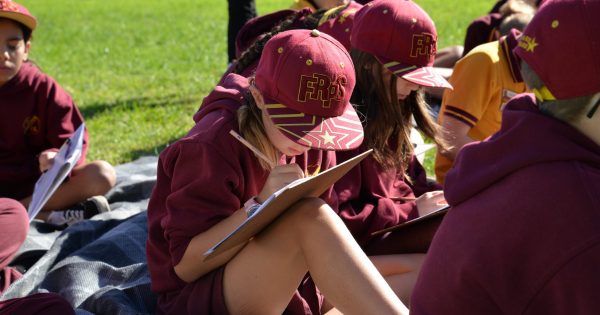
left=243, top=196, right=261, bottom=218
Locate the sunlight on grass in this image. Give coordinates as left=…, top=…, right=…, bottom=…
left=19, top=0, right=495, bottom=174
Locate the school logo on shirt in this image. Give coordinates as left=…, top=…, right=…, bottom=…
left=298, top=73, right=347, bottom=108
left=410, top=33, right=436, bottom=58
left=23, top=115, right=41, bottom=136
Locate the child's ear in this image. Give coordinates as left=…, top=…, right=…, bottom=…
left=248, top=80, right=265, bottom=109
left=23, top=41, right=31, bottom=61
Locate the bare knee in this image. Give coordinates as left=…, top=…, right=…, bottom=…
left=76, top=160, right=116, bottom=194
left=279, top=197, right=340, bottom=235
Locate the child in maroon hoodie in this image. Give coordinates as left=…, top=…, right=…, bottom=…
left=412, top=0, right=600, bottom=313
left=0, top=1, right=80, bottom=314
left=146, top=29, right=408, bottom=315
left=0, top=1, right=116, bottom=226
left=330, top=0, right=453, bottom=302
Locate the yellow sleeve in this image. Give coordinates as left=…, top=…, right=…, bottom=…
left=440, top=43, right=499, bottom=128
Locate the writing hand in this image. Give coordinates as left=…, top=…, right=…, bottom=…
left=257, top=163, right=305, bottom=203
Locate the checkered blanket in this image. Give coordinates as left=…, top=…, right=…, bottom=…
left=0, top=156, right=159, bottom=315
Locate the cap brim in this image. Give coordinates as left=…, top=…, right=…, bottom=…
left=263, top=98, right=364, bottom=151
left=376, top=56, right=452, bottom=89
left=0, top=12, right=36, bottom=31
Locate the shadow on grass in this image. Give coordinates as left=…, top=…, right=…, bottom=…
left=80, top=94, right=202, bottom=119
left=125, top=136, right=182, bottom=160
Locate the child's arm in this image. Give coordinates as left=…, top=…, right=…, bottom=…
left=172, top=163, right=305, bottom=283
left=43, top=77, right=88, bottom=165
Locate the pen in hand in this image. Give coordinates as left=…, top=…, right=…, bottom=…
left=229, top=130, right=276, bottom=169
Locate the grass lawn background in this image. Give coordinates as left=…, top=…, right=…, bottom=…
left=19, top=0, right=492, bottom=172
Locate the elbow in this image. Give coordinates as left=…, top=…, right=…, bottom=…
left=174, top=263, right=197, bottom=283
left=438, top=145, right=457, bottom=161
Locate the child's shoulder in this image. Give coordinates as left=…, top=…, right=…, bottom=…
left=14, top=62, right=60, bottom=91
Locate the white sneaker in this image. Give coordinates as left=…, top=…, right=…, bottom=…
left=46, top=196, right=111, bottom=226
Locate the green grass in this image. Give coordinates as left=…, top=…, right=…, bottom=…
left=19, top=0, right=494, bottom=170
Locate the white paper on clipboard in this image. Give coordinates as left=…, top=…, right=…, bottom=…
left=27, top=123, right=85, bottom=221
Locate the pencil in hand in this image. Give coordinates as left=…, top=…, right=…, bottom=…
left=229, top=130, right=276, bottom=168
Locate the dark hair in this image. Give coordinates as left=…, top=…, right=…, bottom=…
left=350, top=49, right=446, bottom=171
left=232, top=5, right=349, bottom=75
left=0, top=17, right=32, bottom=42
left=498, top=11, right=533, bottom=36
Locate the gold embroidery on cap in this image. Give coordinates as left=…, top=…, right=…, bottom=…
left=298, top=73, right=347, bottom=108
left=551, top=20, right=559, bottom=28
left=340, top=62, right=345, bottom=68
left=306, top=59, right=313, bottom=66
left=410, top=33, right=435, bottom=58
left=518, top=35, right=539, bottom=52
left=277, top=47, right=284, bottom=54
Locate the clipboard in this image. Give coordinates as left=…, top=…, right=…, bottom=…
left=27, top=123, right=85, bottom=221
left=366, top=205, right=450, bottom=255
left=203, top=149, right=373, bottom=260
left=371, top=205, right=450, bottom=236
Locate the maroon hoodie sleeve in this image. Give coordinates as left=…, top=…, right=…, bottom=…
left=407, top=155, right=442, bottom=196
left=335, top=150, right=417, bottom=245
left=42, top=77, right=88, bottom=165
left=159, top=140, right=242, bottom=266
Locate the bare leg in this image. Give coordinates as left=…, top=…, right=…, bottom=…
left=371, top=254, right=425, bottom=305
left=223, top=197, right=408, bottom=315
left=21, top=160, right=116, bottom=212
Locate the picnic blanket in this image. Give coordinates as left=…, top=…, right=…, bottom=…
left=0, top=156, right=159, bottom=315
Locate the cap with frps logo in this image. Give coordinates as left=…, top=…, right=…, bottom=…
left=0, top=0, right=36, bottom=31
left=513, top=0, right=600, bottom=101
left=254, top=29, right=364, bottom=151
left=351, top=0, right=452, bottom=89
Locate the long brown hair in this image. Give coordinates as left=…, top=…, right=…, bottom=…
left=350, top=49, right=446, bottom=171
left=237, top=90, right=279, bottom=170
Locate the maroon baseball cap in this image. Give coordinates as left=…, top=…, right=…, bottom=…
left=350, top=0, right=452, bottom=89
left=513, top=0, right=600, bottom=100
left=0, top=0, right=36, bottom=31
left=254, top=29, right=363, bottom=151
left=316, top=1, right=363, bottom=51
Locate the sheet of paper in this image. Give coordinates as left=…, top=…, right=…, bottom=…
left=27, top=124, right=85, bottom=221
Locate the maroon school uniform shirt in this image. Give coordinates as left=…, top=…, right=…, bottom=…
left=411, top=94, right=600, bottom=314
left=0, top=62, right=88, bottom=200
left=334, top=145, right=440, bottom=246
left=146, top=73, right=336, bottom=315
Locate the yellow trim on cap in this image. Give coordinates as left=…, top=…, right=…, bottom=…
left=533, top=86, right=556, bottom=102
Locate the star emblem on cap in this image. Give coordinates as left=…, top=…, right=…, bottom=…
left=320, top=131, right=336, bottom=145
left=302, top=119, right=349, bottom=149
left=519, top=35, right=539, bottom=52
